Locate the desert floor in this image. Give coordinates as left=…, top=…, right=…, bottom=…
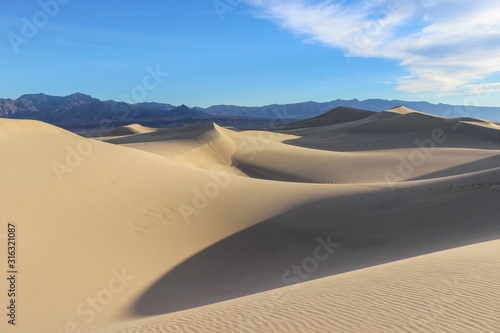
left=1, top=106, right=500, bottom=332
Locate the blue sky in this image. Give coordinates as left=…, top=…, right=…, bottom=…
left=1, top=0, right=500, bottom=108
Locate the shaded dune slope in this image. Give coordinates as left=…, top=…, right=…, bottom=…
left=94, top=239, right=500, bottom=333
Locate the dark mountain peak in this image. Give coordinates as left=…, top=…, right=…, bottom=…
left=66, top=92, right=97, bottom=103
left=18, top=92, right=47, bottom=99
left=18, top=93, right=98, bottom=106
left=171, top=104, right=195, bottom=114
left=135, top=102, right=175, bottom=111
left=167, top=104, right=210, bottom=119
left=18, top=93, right=58, bottom=102
left=16, top=93, right=64, bottom=113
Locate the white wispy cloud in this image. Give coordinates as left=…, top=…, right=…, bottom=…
left=243, top=0, right=500, bottom=95
left=464, top=83, right=500, bottom=94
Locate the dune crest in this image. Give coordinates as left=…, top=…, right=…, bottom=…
left=173, top=122, right=241, bottom=172
left=97, top=124, right=156, bottom=137
left=386, top=105, right=422, bottom=114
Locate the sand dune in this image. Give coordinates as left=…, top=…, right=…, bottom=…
left=282, top=106, right=375, bottom=129
left=97, top=124, right=156, bottom=137
left=1, top=106, right=500, bottom=333
left=273, top=106, right=500, bottom=151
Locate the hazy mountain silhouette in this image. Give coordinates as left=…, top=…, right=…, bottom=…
left=1, top=93, right=499, bottom=131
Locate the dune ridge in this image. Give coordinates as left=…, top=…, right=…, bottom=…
left=97, top=124, right=156, bottom=137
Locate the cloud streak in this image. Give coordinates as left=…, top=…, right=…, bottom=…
left=465, top=83, right=500, bottom=94
left=243, top=0, right=500, bottom=95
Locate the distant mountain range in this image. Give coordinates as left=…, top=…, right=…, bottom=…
left=1, top=93, right=499, bottom=130
left=0, top=93, right=212, bottom=130
left=198, top=99, right=500, bottom=122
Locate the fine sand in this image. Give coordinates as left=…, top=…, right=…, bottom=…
left=1, top=106, right=500, bottom=332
